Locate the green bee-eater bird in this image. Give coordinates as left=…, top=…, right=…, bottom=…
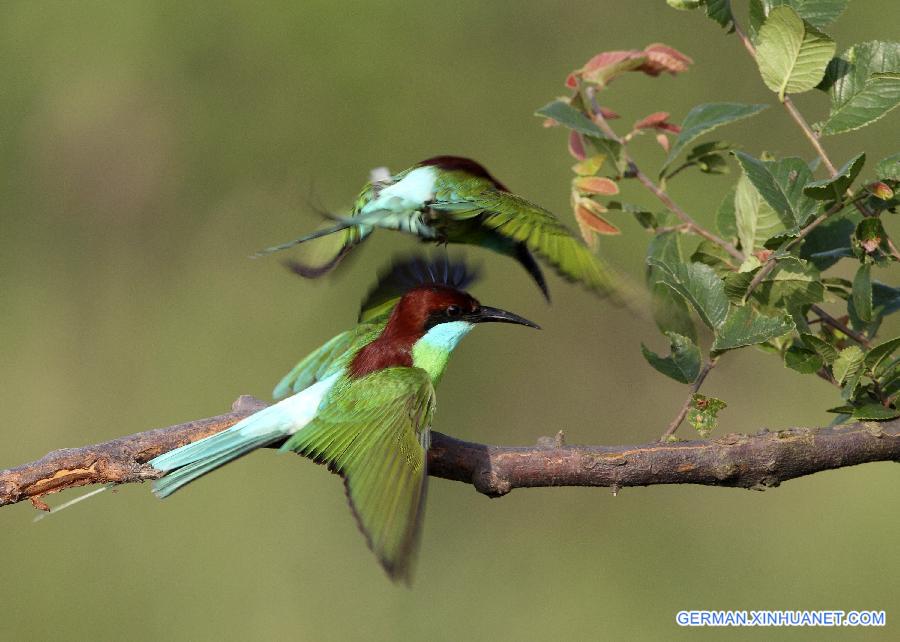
left=148, top=256, right=538, bottom=582
left=256, top=156, right=614, bottom=301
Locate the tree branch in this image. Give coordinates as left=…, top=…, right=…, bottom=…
left=2, top=396, right=899, bottom=508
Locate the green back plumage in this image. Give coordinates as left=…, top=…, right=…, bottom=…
left=280, top=367, right=434, bottom=583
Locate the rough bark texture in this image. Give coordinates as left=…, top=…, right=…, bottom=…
left=2, top=396, right=898, bottom=509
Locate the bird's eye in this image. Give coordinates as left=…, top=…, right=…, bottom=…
left=446, top=305, right=461, bottom=317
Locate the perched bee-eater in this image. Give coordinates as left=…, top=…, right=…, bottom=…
left=256, top=156, right=614, bottom=301
left=149, top=256, right=538, bottom=582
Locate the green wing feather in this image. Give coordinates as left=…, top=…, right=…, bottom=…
left=434, top=190, right=616, bottom=295
left=273, top=330, right=354, bottom=399
left=280, top=368, right=434, bottom=583
left=273, top=323, right=385, bottom=399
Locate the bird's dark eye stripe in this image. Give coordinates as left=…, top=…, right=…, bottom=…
left=446, top=305, right=461, bottom=316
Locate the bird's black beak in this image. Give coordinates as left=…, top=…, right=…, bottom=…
left=468, top=306, right=540, bottom=329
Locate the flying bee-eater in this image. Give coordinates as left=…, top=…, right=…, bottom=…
left=148, top=256, right=539, bottom=582
left=255, top=156, right=615, bottom=301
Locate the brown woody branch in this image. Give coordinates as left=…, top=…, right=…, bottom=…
left=2, top=396, right=899, bottom=509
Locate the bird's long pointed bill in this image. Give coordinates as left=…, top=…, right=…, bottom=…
left=472, top=306, right=540, bottom=329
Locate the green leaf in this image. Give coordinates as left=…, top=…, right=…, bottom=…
left=661, top=103, right=768, bottom=174
left=535, top=100, right=605, bottom=138
left=585, top=136, right=626, bottom=174
left=751, top=257, right=825, bottom=307
left=803, top=153, right=866, bottom=201
left=702, top=0, right=735, bottom=29
left=646, top=232, right=697, bottom=342
left=800, top=332, right=839, bottom=363
left=875, top=152, right=900, bottom=181
left=607, top=201, right=656, bottom=229
left=686, top=141, right=733, bottom=161
left=687, top=394, right=728, bottom=438
left=883, top=363, right=900, bottom=397
left=641, top=332, right=702, bottom=384
left=692, top=240, right=739, bottom=274
left=716, top=186, right=739, bottom=240
left=734, top=152, right=818, bottom=228
left=833, top=345, right=865, bottom=385
left=711, top=306, right=795, bottom=352
left=818, top=41, right=900, bottom=136
left=733, top=173, right=791, bottom=253
left=681, top=141, right=733, bottom=176
left=667, top=0, right=703, bottom=8
left=647, top=258, right=729, bottom=330
left=852, top=263, right=873, bottom=322
left=865, top=337, right=900, bottom=373
left=750, top=0, right=849, bottom=33
left=755, top=6, right=836, bottom=99
left=872, top=282, right=900, bottom=317
left=723, top=271, right=754, bottom=303
left=851, top=404, right=900, bottom=421
left=784, top=345, right=825, bottom=373
left=799, top=208, right=862, bottom=269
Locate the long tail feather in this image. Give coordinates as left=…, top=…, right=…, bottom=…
left=151, top=432, right=276, bottom=498
left=150, top=376, right=338, bottom=498
left=253, top=220, right=356, bottom=257
left=282, top=242, right=355, bottom=278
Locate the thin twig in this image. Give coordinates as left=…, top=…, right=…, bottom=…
left=815, top=367, right=839, bottom=387
left=732, top=21, right=757, bottom=59
left=632, top=165, right=745, bottom=261
left=886, top=237, right=900, bottom=263
left=661, top=358, right=719, bottom=441
left=652, top=224, right=691, bottom=235
left=583, top=87, right=745, bottom=262
left=810, top=304, right=871, bottom=348
left=782, top=96, right=838, bottom=175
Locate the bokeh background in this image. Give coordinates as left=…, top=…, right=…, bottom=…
left=1, top=2, right=898, bottom=640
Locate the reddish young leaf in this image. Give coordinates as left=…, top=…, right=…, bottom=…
left=656, top=133, right=671, bottom=153
left=573, top=196, right=621, bottom=247
left=639, top=44, right=693, bottom=76
left=568, top=131, right=587, bottom=160
left=574, top=176, right=620, bottom=195
left=598, top=106, right=621, bottom=120
left=574, top=50, right=647, bottom=87
left=634, top=111, right=681, bottom=133
left=568, top=44, right=693, bottom=89
left=870, top=181, right=895, bottom=200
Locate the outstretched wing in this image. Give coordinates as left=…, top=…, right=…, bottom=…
left=272, top=324, right=381, bottom=400
left=280, top=368, right=434, bottom=583
left=433, top=190, right=616, bottom=296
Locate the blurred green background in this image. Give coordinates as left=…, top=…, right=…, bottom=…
left=2, top=2, right=898, bottom=640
